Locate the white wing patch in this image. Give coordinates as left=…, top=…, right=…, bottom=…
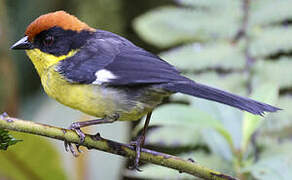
left=92, top=69, right=117, bottom=84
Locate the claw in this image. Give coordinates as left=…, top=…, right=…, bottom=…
left=64, top=140, right=79, bottom=157
left=69, top=122, right=86, bottom=144
left=63, top=122, right=87, bottom=157
left=76, top=144, right=83, bottom=153
left=64, top=140, right=69, bottom=152
left=129, top=164, right=143, bottom=172
left=70, top=144, right=79, bottom=157
left=64, top=140, right=80, bottom=157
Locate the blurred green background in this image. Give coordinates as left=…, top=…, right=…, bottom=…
left=1, top=0, right=292, bottom=179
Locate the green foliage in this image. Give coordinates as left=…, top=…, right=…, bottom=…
left=249, top=27, right=292, bottom=58
left=252, top=58, right=292, bottom=89
left=160, top=42, right=246, bottom=71
left=241, top=83, right=279, bottom=151
left=132, top=0, right=291, bottom=179
left=134, top=104, right=231, bottom=147
left=261, top=95, right=292, bottom=139
left=133, top=4, right=240, bottom=48
left=0, top=128, right=22, bottom=150
left=0, top=132, right=67, bottom=180
left=250, top=0, right=292, bottom=26
left=178, top=0, right=239, bottom=9
left=242, top=140, right=292, bottom=180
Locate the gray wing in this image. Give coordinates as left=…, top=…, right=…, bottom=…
left=58, top=31, right=186, bottom=85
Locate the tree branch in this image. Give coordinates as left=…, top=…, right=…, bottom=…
left=0, top=113, right=237, bottom=180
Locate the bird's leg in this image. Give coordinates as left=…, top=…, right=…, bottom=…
left=64, top=114, right=119, bottom=157
left=130, top=112, right=152, bottom=171
left=69, top=116, right=119, bottom=143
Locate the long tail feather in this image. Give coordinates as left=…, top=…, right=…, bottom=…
left=164, top=81, right=280, bottom=115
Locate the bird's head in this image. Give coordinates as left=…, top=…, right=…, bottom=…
left=11, top=11, right=95, bottom=76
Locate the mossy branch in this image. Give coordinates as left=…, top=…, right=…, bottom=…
left=0, top=113, right=237, bottom=180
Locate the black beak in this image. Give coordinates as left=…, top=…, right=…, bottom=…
left=11, top=36, right=33, bottom=50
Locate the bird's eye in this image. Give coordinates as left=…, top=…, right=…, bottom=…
left=43, top=36, right=54, bottom=46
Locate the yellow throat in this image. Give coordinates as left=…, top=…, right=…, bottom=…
left=25, top=48, right=77, bottom=76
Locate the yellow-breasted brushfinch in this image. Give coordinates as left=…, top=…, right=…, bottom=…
left=11, top=11, right=280, bottom=169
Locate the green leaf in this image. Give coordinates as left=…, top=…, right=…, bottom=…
left=243, top=140, right=292, bottom=180
left=135, top=104, right=233, bottom=149
left=202, top=129, right=233, bottom=161
left=143, top=125, right=203, bottom=147
left=250, top=0, right=292, bottom=26
left=249, top=27, right=292, bottom=58
left=252, top=58, right=292, bottom=89
left=190, top=97, right=243, bottom=154
left=241, top=83, right=279, bottom=151
left=246, top=153, right=292, bottom=180
left=125, top=152, right=233, bottom=179
left=0, top=132, right=67, bottom=180
left=178, top=0, right=238, bottom=10
left=261, top=95, right=292, bottom=139
left=160, top=42, right=246, bottom=71
left=139, top=104, right=223, bottom=130
left=133, top=6, right=239, bottom=48
left=0, top=128, right=22, bottom=150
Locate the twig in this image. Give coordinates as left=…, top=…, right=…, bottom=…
left=232, top=0, right=250, bottom=43
left=0, top=114, right=237, bottom=180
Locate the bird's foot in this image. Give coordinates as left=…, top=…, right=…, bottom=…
left=63, top=122, right=86, bottom=157
left=129, top=135, right=145, bottom=171
left=64, top=140, right=82, bottom=157
left=69, top=122, right=86, bottom=143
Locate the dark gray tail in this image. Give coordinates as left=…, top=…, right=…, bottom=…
left=164, top=81, right=280, bottom=115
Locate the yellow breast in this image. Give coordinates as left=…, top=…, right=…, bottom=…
left=25, top=48, right=114, bottom=118
left=41, top=67, right=120, bottom=118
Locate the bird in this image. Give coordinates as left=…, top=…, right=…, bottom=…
left=11, top=10, right=280, bottom=169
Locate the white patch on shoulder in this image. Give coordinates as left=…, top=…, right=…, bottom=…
left=92, top=69, right=117, bottom=84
